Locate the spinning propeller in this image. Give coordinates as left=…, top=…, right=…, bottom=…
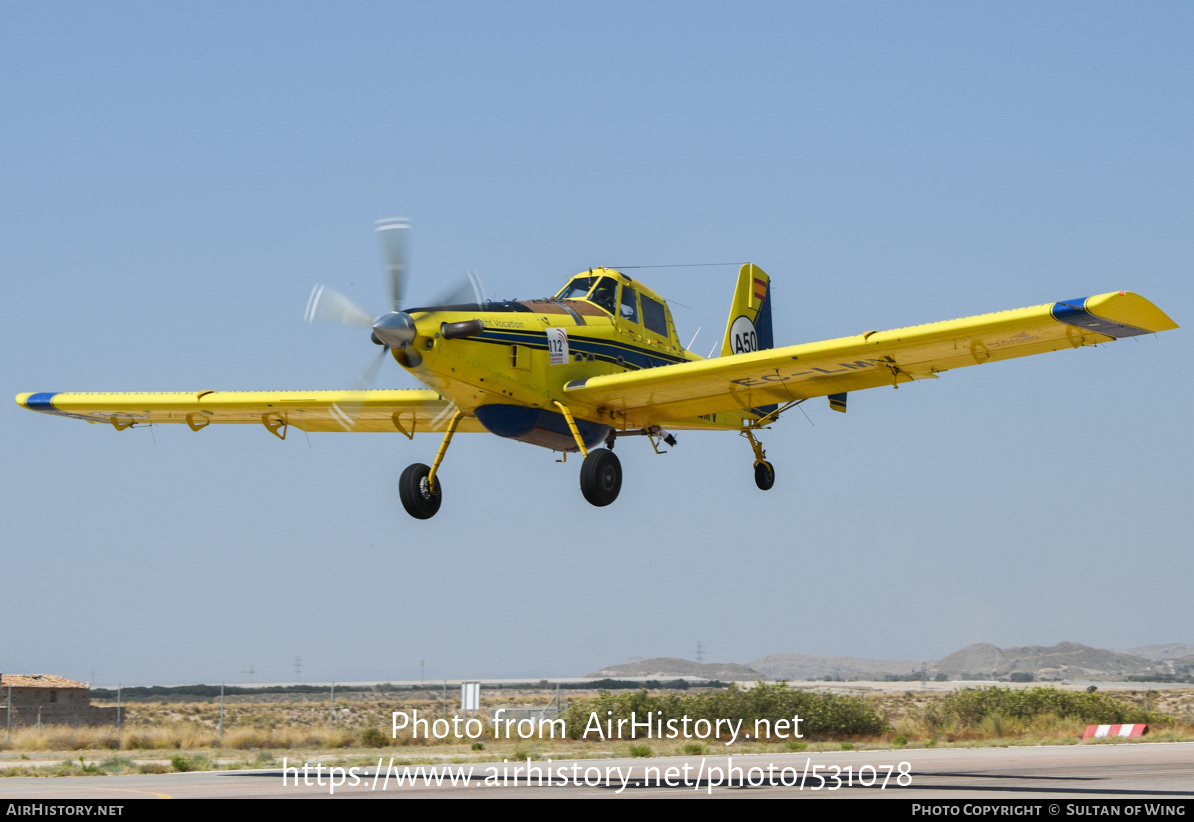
left=304, top=218, right=484, bottom=427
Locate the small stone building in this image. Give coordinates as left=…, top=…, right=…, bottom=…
left=0, top=673, right=122, bottom=727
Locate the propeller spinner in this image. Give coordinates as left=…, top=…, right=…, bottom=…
left=305, top=217, right=420, bottom=351
left=303, top=219, right=484, bottom=425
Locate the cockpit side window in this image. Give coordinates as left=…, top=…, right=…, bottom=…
left=588, top=277, right=618, bottom=315
left=640, top=294, right=668, bottom=336
left=619, top=286, right=639, bottom=323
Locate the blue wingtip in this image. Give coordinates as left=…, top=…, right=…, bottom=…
left=1051, top=297, right=1150, bottom=338
left=23, top=392, right=60, bottom=412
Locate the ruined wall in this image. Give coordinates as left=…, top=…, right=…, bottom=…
left=1, top=685, right=122, bottom=727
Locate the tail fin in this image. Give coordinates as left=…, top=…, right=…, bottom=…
left=721, top=263, right=773, bottom=356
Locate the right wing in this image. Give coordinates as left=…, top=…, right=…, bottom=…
left=15, top=389, right=486, bottom=435
left=562, top=291, right=1178, bottom=428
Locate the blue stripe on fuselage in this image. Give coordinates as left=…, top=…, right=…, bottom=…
left=474, top=329, right=685, bottom=370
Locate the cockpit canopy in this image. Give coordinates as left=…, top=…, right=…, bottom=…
left=555, top=269, right=674, bottom=341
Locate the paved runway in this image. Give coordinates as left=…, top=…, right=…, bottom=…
left=2, top=743, right=1193, bottom=799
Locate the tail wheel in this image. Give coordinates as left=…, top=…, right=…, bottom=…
left=754, top=460, right=775, bottom=491
left=580, top=448, right=622, bottom=507
left=399, top=463, right=443, bottom=519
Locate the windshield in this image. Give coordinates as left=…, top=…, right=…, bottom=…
left=555, top=277, right=597, bottom=301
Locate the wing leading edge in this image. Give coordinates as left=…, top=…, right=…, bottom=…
left=562, top=291, right=1177, bottom=427
left=15, top=389, right=485, bottom=435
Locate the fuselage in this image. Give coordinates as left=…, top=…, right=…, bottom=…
left=392, top=268, right=748, bottom=451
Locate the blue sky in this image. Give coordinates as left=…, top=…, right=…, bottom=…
left=3, top=2, right=1190, bottom=685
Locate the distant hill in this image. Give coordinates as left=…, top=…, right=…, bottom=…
left=1166, top=656, right=1194, bottom=676
left=590, top=640, right=1192, bottom=685
left=750, top=653, right=927, bottom=681
left=1119, top=644, right=1194, bottom=663
left=930, top=642, right=1162, bottom=679
left=585, top=658, right=765, bottom=681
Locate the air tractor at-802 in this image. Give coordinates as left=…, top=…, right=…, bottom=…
left=19, top=219, right=1178, bottom=519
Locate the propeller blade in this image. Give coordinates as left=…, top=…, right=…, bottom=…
left=468, top=269, right=484, bottom=306
left=376, top=217, right=410, bottom=311
left=424, top=270, right=486, bottom=310
left=353, top=346, right=389, bottom=392
left=305, top=285, right=375, bottom=327
left=329, top=347, right=391, bottom=431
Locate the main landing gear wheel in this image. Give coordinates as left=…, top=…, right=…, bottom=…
left=399, top=463, right=442, bottom=519
left=754, top=460, right=775, bottom=491
left=580, top=448, right=622, bottom=507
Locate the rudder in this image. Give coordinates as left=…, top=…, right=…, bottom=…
left=721, top=263, right=773, bottom=356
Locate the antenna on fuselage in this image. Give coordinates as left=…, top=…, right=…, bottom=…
left=687, top=327, right=701, bottom=351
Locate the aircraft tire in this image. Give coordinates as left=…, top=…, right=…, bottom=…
left=754, top=460, right=775, bottom=491
left=399, top=463, right=443, bottom=519
left=580, top=448, right=621, bottom=507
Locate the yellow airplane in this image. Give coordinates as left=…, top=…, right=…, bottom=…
left=16, top=219, right=1179, bottom=519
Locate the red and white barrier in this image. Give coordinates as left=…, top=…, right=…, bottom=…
left=1082, top=724, right=1148, bottom=739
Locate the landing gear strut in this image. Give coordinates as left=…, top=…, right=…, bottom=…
left=580, top=448, right=622, bottom=507
left=399, top=409, right=463, bottom=519
left=552, top=400, right=623, bottom=508
left=744, top=429, right=776, bottom=491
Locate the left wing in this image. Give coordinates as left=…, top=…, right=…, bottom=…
left=562, top=291, right=1178, bottom=428
left=15, top=389, right=486, bottom=435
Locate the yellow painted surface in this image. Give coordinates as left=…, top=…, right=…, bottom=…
left=16, top=389, right=487, bottom=434
left=562, top=291, right=1177, bottom=428
left=17, top=277, right=1177, bottom=440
